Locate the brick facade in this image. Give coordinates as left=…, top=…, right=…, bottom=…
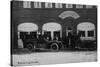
left=11, top=1, right=97, bottom=49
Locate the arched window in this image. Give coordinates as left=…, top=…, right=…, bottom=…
left=59, top=11, right=80, bottom=19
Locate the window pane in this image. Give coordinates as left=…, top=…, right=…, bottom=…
left=20, top=32, right=38, bottom=40
left=86, top=5, right=93, bottom=8
left=88, top=31, right=94, bottom=37
left=30, top=32, right=37, bottom=39
left=34, top=2, right=42, bottom=8
left=78, top=31, right=85, bottom=37
left=23, top=1, right=31, bottom=8
left=76, top=5, right=83, bottom=8
left=25, top=32, right=37, bottom=39
left=54, top=31, right=60, bottom=40
left=20, top=32, right=27, bottom=40
left=55, top=3, right=63, bottom=8
left=26, top=34, right=31, bottom=39
left=44, top=31, right=51, bottom=40
left=65, top=4, right=73, bottom=8
left=45, top=2, right=53, bottom=8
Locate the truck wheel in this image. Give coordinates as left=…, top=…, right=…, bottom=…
left=50, top=43, right=59, bottom=51
left=26, top=43, right=33, bottom=51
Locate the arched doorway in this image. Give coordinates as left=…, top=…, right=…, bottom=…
left=77, top=22, right=95, bottom=41
left=59, top=11, right=80, bottom=37
left=17, top=22, right=38, bottom=48
left=42, top=22, right=62, bottom=41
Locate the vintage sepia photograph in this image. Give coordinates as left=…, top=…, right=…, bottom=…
left=11, top=0, right=97, bottom=66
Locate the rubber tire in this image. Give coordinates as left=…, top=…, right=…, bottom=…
left=50, top=43, right=59, bottom=51
left=26, top=43, right=33, bottom=51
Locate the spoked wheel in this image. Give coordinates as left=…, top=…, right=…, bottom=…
left=26, top=43, right=34, bottom=51
left=50, top=43, right=59, bottom=51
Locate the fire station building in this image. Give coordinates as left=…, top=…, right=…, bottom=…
left=11, top=1, right=97, bottom=49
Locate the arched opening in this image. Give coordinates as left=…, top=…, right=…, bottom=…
left=59, top=11, right=80, bottom=19
left=77, top=22, right=95, bottom=41
left=17, top=22, right=38, bottom=48
left=18, top=23, right=38, bottom=32
left=42, top=22, right=62, bottom=41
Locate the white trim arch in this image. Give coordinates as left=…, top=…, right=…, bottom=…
left=42, top=22, right=62, bottom=31
left=77, top=22, right=95, bottom=31
left=18, top=23, right=38, bottom=32
left=59, top=11, right=80, bottom=19
left=77, top=22, right=95, bottom=41
left=42, top=22, right=62, bottom=40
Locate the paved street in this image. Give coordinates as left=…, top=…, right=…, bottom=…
left=12, top=50, right=97, bottom=66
